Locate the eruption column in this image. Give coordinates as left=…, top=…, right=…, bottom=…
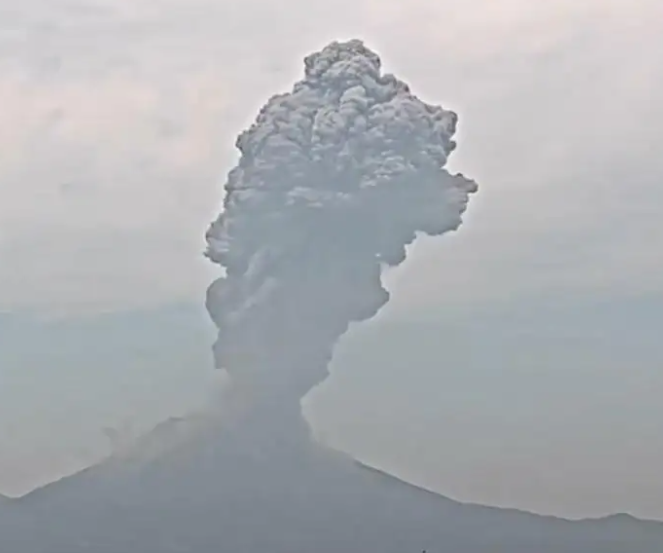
left=205, top=39, right=477, bottom=409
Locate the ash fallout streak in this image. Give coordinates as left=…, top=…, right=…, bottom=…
left=205, top=39, right=477, bottom=411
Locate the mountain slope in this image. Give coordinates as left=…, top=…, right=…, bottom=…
left=2, top=413, right=661, bottom=553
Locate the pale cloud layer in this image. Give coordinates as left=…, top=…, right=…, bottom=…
left=1, top=0, right=662, bottom=312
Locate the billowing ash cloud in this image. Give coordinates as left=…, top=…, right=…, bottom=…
left=205, top=39, right=477, bottom=406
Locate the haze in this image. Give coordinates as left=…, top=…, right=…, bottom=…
left=1, top=0, right=662, bottom=522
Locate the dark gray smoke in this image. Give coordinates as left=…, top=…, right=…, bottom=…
left=205, top=39, right=477, bottom=408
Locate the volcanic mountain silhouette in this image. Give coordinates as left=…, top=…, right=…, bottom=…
left=2, top=412, right=662, bottom=552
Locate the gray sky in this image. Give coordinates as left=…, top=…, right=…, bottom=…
left=2, top=0, right=661, bottom=312
left=1, top=0, right=662, bottom=521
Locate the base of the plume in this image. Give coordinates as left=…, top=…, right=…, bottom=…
left=3, top=408, right=662, bottom=552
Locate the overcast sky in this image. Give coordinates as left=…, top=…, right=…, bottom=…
left=1, top=0, right=662, bottom=520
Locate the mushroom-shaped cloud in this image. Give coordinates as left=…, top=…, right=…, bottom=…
left=205, top=39, right=477, bottom=405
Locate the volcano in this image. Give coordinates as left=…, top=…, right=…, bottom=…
left=2, top=412, right=662, bottom=552
left=2, top=39, right=659, bottom=552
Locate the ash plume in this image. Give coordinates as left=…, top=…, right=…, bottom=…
left=205, top=39, right=477, bottom=408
